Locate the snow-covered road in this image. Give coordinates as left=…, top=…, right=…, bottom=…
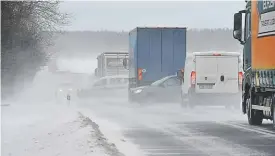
left=3, top=95, right=275, bottom=156
left=78, top=98, right=275, bottom=156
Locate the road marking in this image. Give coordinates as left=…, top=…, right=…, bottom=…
left=216, top=121, right=275, bottom=138
left=151, top=124, right=269, bottom=156
left=148, top=153, right=201, bottom=155
left=230, top=122, right=275, bottom=135
left=244, top=144, right=275, bottom=147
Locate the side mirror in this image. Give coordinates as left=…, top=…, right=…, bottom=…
left=123, top=58, right=128, bottom=69
left=233, top=11, right=245, bottom=44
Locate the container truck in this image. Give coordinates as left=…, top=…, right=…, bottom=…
left=125, top=27, right=187, bottom=102
left=96, top=52, right=129, bottom=78
left=233, top=0, right=275, bottom=127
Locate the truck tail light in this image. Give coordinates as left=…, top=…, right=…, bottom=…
left=213, top=53, right=221, bottom=56
left=191, top=71, right=196, bottom=88
left=238, top=72, right=243, bottom=91
left=138, top=68, right=143, bottom=80
left=238, top=72, right=243, bottom=85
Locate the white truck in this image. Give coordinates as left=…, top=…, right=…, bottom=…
left=181, top=51, right=243, bottom=108
left=95, top=52, right=129, bottom=78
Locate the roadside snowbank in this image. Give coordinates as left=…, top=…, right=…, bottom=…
left=1, top=102, right=123, bottom=156
left=79, top=108, right=146, bottom=156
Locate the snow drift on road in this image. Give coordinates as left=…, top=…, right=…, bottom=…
left=1, top=102, right=131, bottom=156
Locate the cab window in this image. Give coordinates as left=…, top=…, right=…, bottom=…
left=244, top=12, right=251, bottom=41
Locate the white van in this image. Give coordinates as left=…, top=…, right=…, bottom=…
left=181, top=51, right=243, bottom=108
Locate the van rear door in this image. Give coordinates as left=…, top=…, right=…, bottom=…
left=216, top=56, right=239, bottom=93
left=195, top=56, right=218, bottom=93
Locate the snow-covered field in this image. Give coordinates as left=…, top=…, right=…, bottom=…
left=1, top=99, right=144, bottom=156
left=1, top=57, right=146, bottom=156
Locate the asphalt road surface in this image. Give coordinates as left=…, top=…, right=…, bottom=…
left=79, top=98, right=275, bottom=156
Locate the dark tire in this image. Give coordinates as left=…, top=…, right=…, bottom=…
left=247, top=90, right=263, bottom=125
left=242, top=93, right=247, bottom=114
left=273, top=104, right=275, bottom=129
left=272, top=95, right=275, bottom=129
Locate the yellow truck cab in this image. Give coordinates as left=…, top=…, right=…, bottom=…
left=233, top=0, right=275, bottom=127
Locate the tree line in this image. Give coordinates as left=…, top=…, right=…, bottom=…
left=51, top=28, right=242, bottom=58
left=1, top=1, right=69, bottom=99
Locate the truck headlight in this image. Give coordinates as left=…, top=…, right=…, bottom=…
left=134, top=89, right=142, bottom=94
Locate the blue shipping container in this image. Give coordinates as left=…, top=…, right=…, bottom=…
left=128, top=27, right=187, bottom=88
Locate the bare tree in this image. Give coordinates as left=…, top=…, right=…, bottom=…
left=1, top=1, right=70, bottom=99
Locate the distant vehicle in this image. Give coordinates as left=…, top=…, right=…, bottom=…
left=55, top=82, right=77, bottom=103
left=77, top=75, right=129, bottom=98
left=96, top=52, right=129, bottom=78
left=181, top=51, right=243, bottom=108
left=125, top=27, right=187, bottom=102
left=233, top=1, right=275, bottom=127
left=130, top=75, right=181, bottom=103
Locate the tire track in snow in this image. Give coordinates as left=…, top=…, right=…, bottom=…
left=136, top=116, right=269, bottom=156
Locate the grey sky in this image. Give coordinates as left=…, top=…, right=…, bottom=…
left=59, top=1, right=245, bottom=31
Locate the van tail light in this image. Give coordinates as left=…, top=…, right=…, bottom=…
left=191, top=71, right=196, bottom=88
left=238, top=72, right=243, bottom=90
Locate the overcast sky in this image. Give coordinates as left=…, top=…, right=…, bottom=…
left=59, top=1, right=245, bottom=31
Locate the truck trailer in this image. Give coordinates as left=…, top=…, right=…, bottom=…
left=233, top=0, right=275, bottom=127
left=126, top=27, right=187, bottom=101
left=96, top=52, right=129, bottom=78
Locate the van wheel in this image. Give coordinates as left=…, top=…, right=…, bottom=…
left=247, top=92, right=263, bottom=125
left=187, top=93, right=195, bottom=109
left=180, top=94, right=188, bottom=108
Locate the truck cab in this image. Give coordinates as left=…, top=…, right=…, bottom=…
left=96, top=52, right=129, bottom=78
left=233, top=0, right=275, bottom=127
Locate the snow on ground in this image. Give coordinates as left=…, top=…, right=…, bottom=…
left=79, top=107, right=146, bottom=156
left=1, top=101, right=136, bottom=156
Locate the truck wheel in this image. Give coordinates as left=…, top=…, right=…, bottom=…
left=242, top=93, right=247, bottom=114
left=272, top=95, right=275, bottom=129
left=273, top=103, right=275, bottom=129
left=247, top=94, right=263, bottom=125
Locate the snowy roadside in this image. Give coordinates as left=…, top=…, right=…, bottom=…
left=1, top=102, right=128, bottom=156
left=78, top=107, right=146, bottom=156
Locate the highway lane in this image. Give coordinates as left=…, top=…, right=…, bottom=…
left=79, top=98, right=275, bottom=156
